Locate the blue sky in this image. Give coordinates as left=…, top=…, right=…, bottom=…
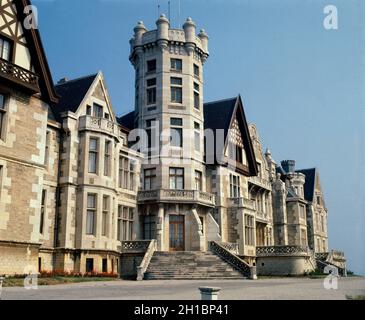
left=33, top=0, right=364, bottom=275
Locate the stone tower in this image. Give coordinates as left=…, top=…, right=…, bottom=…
left=129, top=16, right=217, bottom=252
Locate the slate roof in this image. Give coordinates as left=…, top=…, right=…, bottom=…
left=296, top=168, right=316, bottom=202
left=51, top=74, right=97, bottom=121
left=117, top=111, right=135, bottom=131
left=203, top=97, right=237, bottom=135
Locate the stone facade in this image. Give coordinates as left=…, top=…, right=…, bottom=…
left=0, top=3, right=341, bottom=277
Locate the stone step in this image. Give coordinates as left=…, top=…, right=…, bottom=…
left=144, top=250, right=246, bottom=280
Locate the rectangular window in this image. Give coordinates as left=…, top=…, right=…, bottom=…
left=86, top=194, right=96, bottom=235
left=194, top=64, right=200, bottom=78
left=236, top=146, right=243, bottom=163
left=0, top=37, right=11, bottom=61
left=299, top=204, right=306, bottom=219
left=230, top=174, right=241, bottom=198
left=171, top=58, right=182, bottom=72
left=147, top=59, right=156, bottom=73
left=171, top=77, right=183, bottom=103
left=104, top=140, right=111, bottom=176
left=169, top=168, right=184, bottom=189
left=144, top=168, right=156, bottom=190
left=117, top=206, right=134, bottom=241
left=195, top=170, right=202, bottom=191
left=86, top=258, right=94, bottom=273
left=88, top=138, right=98, bottom=174
left=40, top=189, right=46, bottom=234
left=102, top=196, right=109, bottom=236
left=146, top=78, right=157, bottom=105
left=0, top=94, right=6, bottom=139
left=194, top=122, right=200, bottom=152
left=317, top=196, right=321, bottom=205
left=143, top=215, right=156, bottom=240
left=93, top=103, right=103, bottom=118
left=170, top=118, right=183, bottom=147
left=86, top=105, right=92, bottom=115
left=300, top=229, right=307, bottom=246
left=245, top=215, right=254, bottom=246
left=44, top=131, right=51, bottom=167
left=102, top=259, right=108, bottom=273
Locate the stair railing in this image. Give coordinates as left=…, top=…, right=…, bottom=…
left=209, top=241, right=257, bottom=279
left=136, top=239, right=157, bottom=281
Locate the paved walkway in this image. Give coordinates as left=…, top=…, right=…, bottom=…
left=1, top=277, right=364, bottom=300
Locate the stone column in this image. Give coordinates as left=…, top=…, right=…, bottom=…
left=156, top=204, right=165, bottom=251
left=199, top=287, right=221, bottom=300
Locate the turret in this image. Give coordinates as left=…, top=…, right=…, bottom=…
left=183, top=17, right=196, bottom=54
left=156, top=14, right=170, bottom=50
left=198, top=29, right=209, bottom=59
left=133, top=21, right=147, bottom=47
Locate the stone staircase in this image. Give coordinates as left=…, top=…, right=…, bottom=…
left=144, top=251, right=247, bottom=280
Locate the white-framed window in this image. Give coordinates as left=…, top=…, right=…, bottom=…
left=119, top=156, right=135, bottom=190
left=195, top=170, right=202, bottom=191
left=194, top=82, right=200, bottom=109
left=169, top=168, right=184, bottom=189
left=88, top=137, right=98, bottom=174
left=171, top=77, right=182, bottom=103
left=104, top=140, right=111, bottom=176
left=229, top=174, right=240, bottom=198
left=171, top=58, right=182, bottom=72
left=117, top=206, right=134, bottom=241
left=170, top=118, right=183, bottom=147
left=86, top=194, right=96, bottom=235
left=245, top=215, right=254, bottom=246
left=0, top=37, right=11, bottom=61
left=194, top=122, right=200, bottom=152
left=102, top=195, right=109, bottom=236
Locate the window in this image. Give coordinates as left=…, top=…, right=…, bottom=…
left=147, top=59, right=156, bottom=73
left=143, top=215, right=156, bottom=240
left=169, top=168, right=184, bottom=189
left=195, top=170, right=202, bottom=191
left=0, top=94, right=6, bottom=139
left=144, top=168, right=156, bottom=190
left=119, top=156, right=135, bottom=190
left=245, top=215, right=254, bottom=246
left=299, top=204, right=306, bottom=219
left=170, top=118, right=183, bottom=147
left=93, top=103, right=103, bottom=118
left=104, top=140, right=111, bottom=176
left=236, top=146, right=243, bottom=163
left=230, top=174, right=241, bottom=198
left=146, top=118, right=156, bottom=152
left=146, top=78, right=156, bottom=105
left=40, top=190, right=46, bottom=234
left=102, top=196, right=109, bottom=236
left=86, top=105, right=92, bottom=115
left=317, top=196, right=321, bottom=205
left=300, top=229, right=307, bottom=246
left=117, top=206, right=134, bottom=241
left=194, top=122, right=200, bottom=152
left=171, top=77, right=182, bottom=103
left=86, top=258, right=94, bottom=273
left=86, top=194, right=96, bottom=235
left=102, top=259, right=108, bottom=273
left=44, top=131, right=50, bottom=167
left=257, top=163, right=262, bottom=178
left=194, top=64, right=200, bottom=78
left=171, top=58, right=182, bottom=72
left=0, top=37, right=11, bottom=61
left=321, top=215, right=325, bottom=232
left=194, top=92, right=200, bottom=109
left=88, top=138, right=98, bottom=174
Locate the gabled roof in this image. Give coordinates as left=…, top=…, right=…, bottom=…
left=204, top=95, right=258, bottom=176
left=296, top=168, right=316, bottom=202
left=13, top=0, right=59, bottom=103
left=51, top=74, right=97, bottom=121
left=117, top=111, right=135, bottom=131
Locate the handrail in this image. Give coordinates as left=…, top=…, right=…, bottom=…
left=136, top=240, right=157, bottom=281
left=210, top=241, right=256, bottom=279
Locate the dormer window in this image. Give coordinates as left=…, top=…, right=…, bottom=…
left=0, top=37, right=11, bottom=61
left=93, top=103, right=103, bottom=118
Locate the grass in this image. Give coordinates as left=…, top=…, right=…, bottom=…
left=2, top=276, right=119, bottom=287
left=346, top=295, right=365, bottom=300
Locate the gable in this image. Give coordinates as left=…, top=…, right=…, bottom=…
left=0, top=0, right=58, bottom=103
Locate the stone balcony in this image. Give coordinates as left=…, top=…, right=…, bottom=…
left=78, top=115, right=120, bottom=137
left=138, top=189, right=216, bottom=207
left=248, top=176, right=272, bottom=191
left=0, top=58, right=39, bottom=93
left=228, top=197, right=256, bottom=211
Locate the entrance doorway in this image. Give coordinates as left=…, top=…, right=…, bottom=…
left=169, top=215, right=185, bottom=251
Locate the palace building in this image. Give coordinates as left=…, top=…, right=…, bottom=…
left=0, top=0, right=346, bottom=278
